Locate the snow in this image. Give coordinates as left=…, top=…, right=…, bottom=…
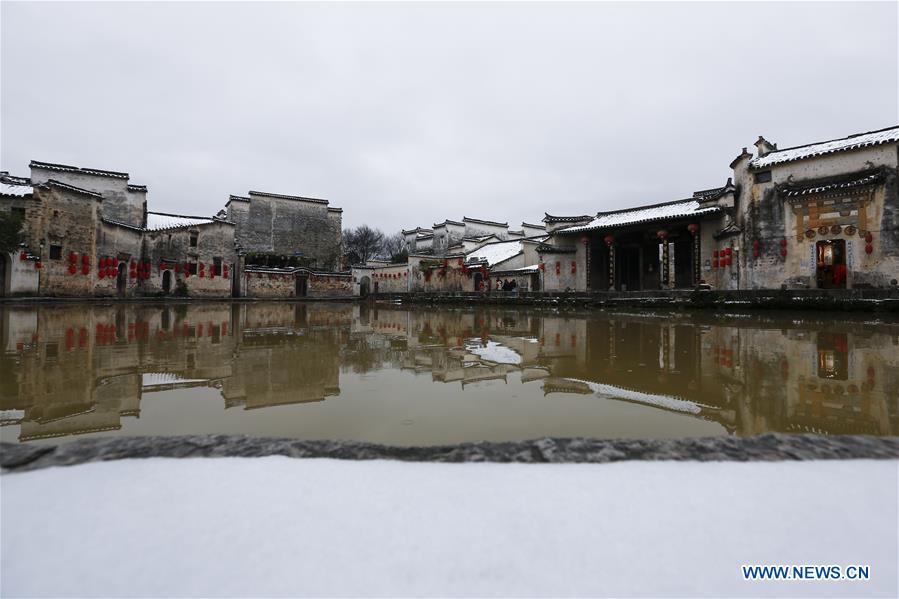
left=466, top=240, right=523, bottom=266
left=751, top=126, right=899, bottom=169
left=141, top=373, right=209, bottom=387
left=559, top=200, right=721, bottom=233
left=466, top=340, right=523, bottom=364
left=145, top=212, right=215, bottom=231
left=2, top=457, right=895, bottom=597
left=0, top=182, right=32, bottom=197
left=566, top=378, right=702, bottom=414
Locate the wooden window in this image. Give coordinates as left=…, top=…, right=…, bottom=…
left=49, top=245, right=62, bottom=260
left=754, top=170, right=772, bottom=183
left=189, top=232, right=198, bottom=247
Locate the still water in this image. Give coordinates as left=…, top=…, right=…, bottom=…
left=1, top=302, right=897, bottom=445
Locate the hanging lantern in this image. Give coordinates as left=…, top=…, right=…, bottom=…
left=82, top=254, right=90, bottom=265
left=864, top=232, right=873, bottom=243
left=68, top=264, right=77, bottom=275
left=713, top=258, right=719, bottom=268
left=571, top=261, right=577, bottom=274
left=69, top=252, right=77, bottom=263
left=865, top=244, right=873, bottom=254
left=780, top=247, right=787, bottom=257
left=725, top=247, right=732, bottom=256
left=35, top=261, right=42, bottom=269
left=175, top=263, right=182, bottom=273
left=580, top=235, right=589, bottom=246
left=20, top=251, right=27, bottom=261
left=81, top=264, right=90, bottom=275
left=779, top=238, right=787, bottom=247
left=603, top=235, right=614, bottom=246
left=656, top=230, right=668, bottom=240
left=687, top=223, right=699, bottom=235
left=539, top=262, right=545, bottom=271
left=130, top=260, right=137, bottom=269
left=713, top=250, right=719, bottom=258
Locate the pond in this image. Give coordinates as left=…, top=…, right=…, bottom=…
left=1, top=302, right=896, bottom=445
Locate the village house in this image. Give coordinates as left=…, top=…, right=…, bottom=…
left=538, top=125, right=899, bottom=293
left=1, top=161, right=236, bottom=298
left=225, top=190, right=351, bottom=299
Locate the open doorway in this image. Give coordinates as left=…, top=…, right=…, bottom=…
left=816, top=240, right=846, bottom=289
left=116, top=262, right=126, bottom=297
left=359, top=275, right=371, bottom=297
left=295, top=274, right=308, bottom=297
left=162, top=270, right=172, bottom=295
left=0, top=253, right=9, bottom=297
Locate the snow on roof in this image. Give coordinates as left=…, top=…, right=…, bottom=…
left=750, top=126, right=899, bottom=169
left=466, top=340, right=522, bottom=365
left=466, top=239, right=523, bottom=266
left=146, top=212, right=215, bottom=231
left=557, top=199, right=721, bottom=234
left=0, top=173, right=33, bottom=196
left=29, top=160, right=129, bottom=180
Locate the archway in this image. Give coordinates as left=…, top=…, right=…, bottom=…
left=162, top=270, right=172, bottom=295
left=359, top=275, right=371, bottom=298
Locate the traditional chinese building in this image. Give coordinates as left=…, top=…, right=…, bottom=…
left=539, top=125, right=899, bottom=292
left=1, top=162, right=238, bottom=298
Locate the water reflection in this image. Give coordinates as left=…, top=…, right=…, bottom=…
left=1, top=302, right=896, bottom=444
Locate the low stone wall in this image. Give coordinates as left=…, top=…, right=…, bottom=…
left=371, top=288, right=899, bottom=312
left=3, top=434, right=897, bottom=472
left=244, top=269, right=353, bottom=299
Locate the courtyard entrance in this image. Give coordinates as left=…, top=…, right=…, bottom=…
left=816, top=239, right=847, bottom=289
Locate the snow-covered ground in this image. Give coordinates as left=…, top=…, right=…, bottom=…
left=2, top=458, right=897, bottom=597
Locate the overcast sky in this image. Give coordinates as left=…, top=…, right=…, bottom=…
left=2, top=2, right=896, bottom=231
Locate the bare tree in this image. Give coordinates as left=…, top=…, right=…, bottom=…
left=381, top=231, right=407, bottom=263
left=343, top=225, right=384, bottom=264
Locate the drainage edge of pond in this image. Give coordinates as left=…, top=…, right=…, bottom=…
left=3, top=434, right=898, bottom=472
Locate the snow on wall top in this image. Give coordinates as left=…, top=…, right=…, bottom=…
left=557, top=200, right=721, bottom=234
left=146, top=212, right=215, bottom=231
left=466, top=240, right=523, bottom=266
left=750, top=126, right=899, bottom=169
left=0, top=173, right=33, bottom=196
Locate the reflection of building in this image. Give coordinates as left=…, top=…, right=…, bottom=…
left=1, top=303, right=896, bottom=442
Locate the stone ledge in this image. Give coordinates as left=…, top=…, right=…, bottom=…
left=2, top=434, right=897, bottom=473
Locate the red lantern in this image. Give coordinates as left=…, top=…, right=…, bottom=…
left=779, top=238, right=787, bottom=247
left=20, top=251, right=27, bottom=261
left=603, top=235, right=614, bottom=246
left=713, top=258, right=719, bottom=268
left=130, top=260, right=137, bottom=269
left=175, top=264, right=182, bottom=274
left=539, top=263, right=545, bottom=271
left=580, top=235, right=589, bottom=246
left=69, top=252, right=77, bottom=263
left=865, top=232, right=873, bottom=243
left=780, top=248, right=788, bottom=257
left=713, top=250, right=719, bottom=258
left=82, top=254, right=90, bottom=265
left=752, top=239, right=759, bottom=248
left=725, top=257, right=732, bottom=266
left=687, top=223, right=699, bottom=235
left=35, top=261, right=42, bottom=269
left=656, top=230, right=668, bottom=240
left=99, top=269, right=106, bottom=279
left=129, top=270, right=137, bottom=279
left=865, top=244, right=873, bottom=254
left=81, top=264, right=90, bottom=275
left=752, top=249, right=760, bottom=258
left=68, top=264, right=77, bottom=274
left=725, top=247, right=732, bottom=256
